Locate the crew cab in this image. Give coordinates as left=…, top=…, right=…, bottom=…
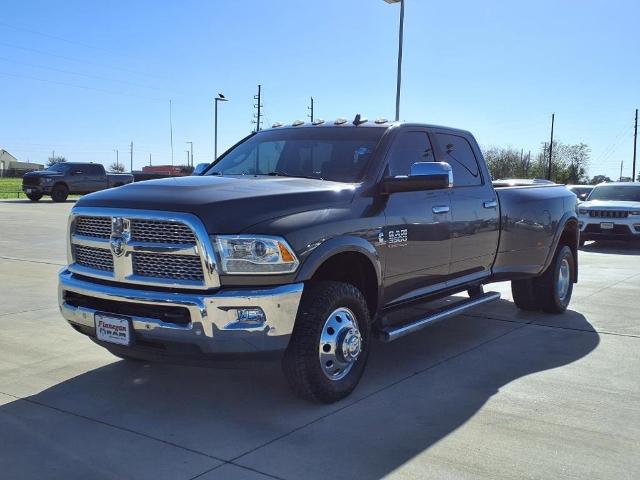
left=22, top=162, right=133, bottom=202
left=578, top=182, right=640, bottom=245
left=58, top=119, right=579, bottom=403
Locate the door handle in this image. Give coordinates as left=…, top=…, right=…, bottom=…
left=432, top=205, right=450, bottom=214
left=483, top=200, right=498, bottom=209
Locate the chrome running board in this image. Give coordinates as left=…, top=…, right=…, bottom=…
left=379, top=291, right=501, bottom=342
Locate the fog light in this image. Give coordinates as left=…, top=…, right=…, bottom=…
left=223, top=307, right=267, bottom=330
left=634, top=224, right=640, bottom=232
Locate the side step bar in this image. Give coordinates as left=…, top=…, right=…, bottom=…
left=378, top=291, right=501, bottom=342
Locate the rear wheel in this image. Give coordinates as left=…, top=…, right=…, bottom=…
left=534, top=245, right=575, bottom=313
left=51, top=184, right=69, bottom=202
left=26, top=192, right=42, bottom=202
left=282, top=281, right=371, bottom=403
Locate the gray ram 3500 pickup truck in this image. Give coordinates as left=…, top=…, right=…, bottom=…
left=23, top=162, right=133, bottom=202
left=58, top=119, right=579, bottom=403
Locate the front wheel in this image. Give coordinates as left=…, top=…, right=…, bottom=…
left=26, top=192, right=42, bottom=202
left=282, top=281, right=371, bottom=403
left=51, top=184, right=69, bottom=202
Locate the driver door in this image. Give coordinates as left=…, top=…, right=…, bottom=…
left=383, top=130, right=452, bottom=305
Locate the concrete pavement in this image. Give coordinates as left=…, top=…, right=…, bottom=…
left=0, top=199, right=638, bottom=479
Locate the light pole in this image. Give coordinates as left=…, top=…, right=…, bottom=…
left=113, top=149, right=119, bottom=170
left=214, top=93, right=228, bottom=160
left=384, top=0, right=404, bottom=121
left=185, top=141, right=193, bottom=167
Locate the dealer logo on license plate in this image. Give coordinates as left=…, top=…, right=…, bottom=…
left=95, top=313, right=131, bottom=346
left=600, top=222, right=614, bottom=230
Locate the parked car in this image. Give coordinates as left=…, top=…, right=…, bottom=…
left=58, top=119, right=579, bottom=402
left=22, top=162, right=133, bottom=202
left=567, top=184, right=594, bottom=202
left=493, top=178, right=555, bottom=187
left=577, top=182, right=640, bottom=245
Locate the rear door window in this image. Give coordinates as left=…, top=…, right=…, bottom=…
left=434, top=133, right=482, bottom=187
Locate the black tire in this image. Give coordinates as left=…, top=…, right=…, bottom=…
left=534, top=245, right=575, bottom=314
left=282, top=281, right=371, bottom=403
left=26, top=192, right=42, bottom=202
left=51, top=183, right=69, bottom=202
left=511, top=278, right=539, bottom=311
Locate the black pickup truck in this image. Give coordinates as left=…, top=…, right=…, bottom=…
left=22, top=162, right=133, bottom=202
left=58, top=119, right=579, bottom=402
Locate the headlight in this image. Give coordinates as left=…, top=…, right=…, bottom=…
left=578, top=208, right=588, bottom=215
left=213, top=235, right=299, bottom=274
left=41, top=177, right=54, bottom=185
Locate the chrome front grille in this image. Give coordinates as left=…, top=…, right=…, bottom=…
left=133, top=253, right=204, bottom=281
left=75, top=245, right=114, bottom=271
left=130, top=219, right=196, bottom=244
left=589, top=210, right=629, bottom=218
left=68, top=208, right=219, bottom=289
left=75, top=216, right=112, bottom=238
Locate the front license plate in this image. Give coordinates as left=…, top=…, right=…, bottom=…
left=95, top=313, right=132, bottom=346
left=600, top=222, right=614, bottom=230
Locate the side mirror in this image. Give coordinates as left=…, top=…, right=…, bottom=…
left=382, top=162, right=453, bottom=194
left=192, top=163, right=209, bottom=175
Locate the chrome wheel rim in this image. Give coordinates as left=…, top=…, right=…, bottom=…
left=557, top=258, right=571, bottom=302
left=318, top=307, right=362, bottom=381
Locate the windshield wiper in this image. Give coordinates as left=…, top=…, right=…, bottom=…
left=266, top=171, right=323, bottom=180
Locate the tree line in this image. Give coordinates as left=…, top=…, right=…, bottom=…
left=482, top=141, right=594, bottom=184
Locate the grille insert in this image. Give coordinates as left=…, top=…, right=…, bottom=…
left=75, top=245, right=114, bottom=271
left=130, top=219, right=196, bottom=244
left=75, top=216, right=112, bottom=238
left=589, top=210, right=629, bottom=218
left=133, top=252, right=203, bottom=281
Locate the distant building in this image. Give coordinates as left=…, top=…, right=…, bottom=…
left=142, top=165, right=186, bottom=176
left=0, top=150, right=44, bottom=177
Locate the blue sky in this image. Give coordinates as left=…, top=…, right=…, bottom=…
left=1, top=0, right=639, bottom=179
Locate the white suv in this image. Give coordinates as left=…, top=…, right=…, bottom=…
left=577, top=183, right=640, bottom=245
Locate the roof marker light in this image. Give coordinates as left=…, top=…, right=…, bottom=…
left=272, top=122, right=283, bottom=128
left=292, top=120, right=305, bottom=126
left=312, top=118, right=325, bottom=125
left=334, top=117, right=348, bottom=125
left=374, top=117, right=388, bottom=124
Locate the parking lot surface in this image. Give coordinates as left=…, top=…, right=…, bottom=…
left=0, top=199, right=638, bottom=480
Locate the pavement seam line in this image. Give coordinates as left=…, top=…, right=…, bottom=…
left=0, top=390, right=226, bottom=464
left=188, top=461, right=286, bottom=480
left=0, top=255, right=65, bottom=266
left=0, top=306, right=58, bottom=317
left=463, top=313, right=640, bottom=338
left=228, top=317, right=534, bottom=465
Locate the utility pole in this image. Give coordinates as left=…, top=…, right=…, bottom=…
left=548, top=113, right=555, bottom=181
left=113, top=149, right=119, bottom=170
left=185, top=150, right=190, bottom=166
left=633, top=108, right=638, bottom=182
left=253, top=84, right=263, bottom=132
left=308, top=96, right=314, bottom=123
left=185, top=141, right=193, bottom=167
left=520, top=148, right=524, bottom=176
left=149, top=153, right=152, bottom=166
left=129, top=141, right=133, bottom=172
left=527, top=150, right=531, bottom=177
left=169, top=99, right=174, bottom=166
left=620, top=159, right=624, bottom=182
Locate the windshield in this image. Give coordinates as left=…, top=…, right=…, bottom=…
left=46, top=163, right=69, bottom=172
left=207, top=127, right=385, bottom=182
left=588, top=185, right=640, bottom=202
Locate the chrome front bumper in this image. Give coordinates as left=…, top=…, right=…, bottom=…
left=58, top=269, right=303, bottom=355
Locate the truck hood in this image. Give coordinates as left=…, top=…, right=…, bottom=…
left=581, top=200, right=640, bottom=211
left=23, top=170, right=63, bottom=178
left=76, top=175, right=357, bottom=233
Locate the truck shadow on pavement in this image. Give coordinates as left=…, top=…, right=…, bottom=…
left=6, top=303, right=599, bottom=479
left=581, top=240, right=640, bottom=255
